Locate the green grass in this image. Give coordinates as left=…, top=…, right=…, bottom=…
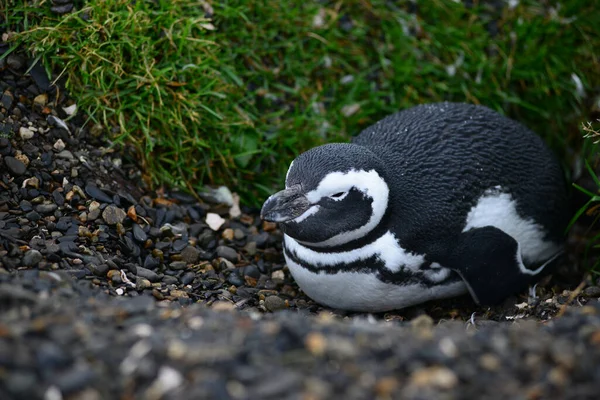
left=4, top=0, right=600, bottom=205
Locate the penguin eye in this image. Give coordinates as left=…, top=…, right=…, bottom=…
left=329, top=192, right=346, bottom=199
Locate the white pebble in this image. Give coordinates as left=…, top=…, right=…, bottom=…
left=53, top=139, right=66, bottom=151
left=62, top=103, right=77, bottom=116
left=19, top=126, right=34, bottom=140
left=206, top=212, right=226, bottom=231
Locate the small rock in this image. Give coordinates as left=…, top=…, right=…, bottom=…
left=53, top=139, right=66, bottom=151
left=170, top=289, right=189, bottom=299
left=88, top=263, right=109, bottom=277
left=409, top=366, right=458, bottom=389
left=180, top=246, right=200, bottom=264
left=62, top=103, right=77, bottom=116
left=15, top=153, right=29, bottom=167
left=169, top=261, right=187, bottom=270
left=222, top=228, right=234, bottom=241
left=132, top=224, right=147, bottom=242
left=56, top=150, right=74, bottom=160
left=583, top=286, right=600, bottom=298
left=216, top=246, right=238, bottom=263
left=243, top=241, right=257, bottom=256
left=4, top=156, right=26, bottom=176
left=102, top=205, right=127, bottom=225
left=23, top=249, right=43, bottom=267
left=206, top=213, right=225, bottom=231
left=33, top=93, right=48, bottom=108
left=25, top=211, right=41, bottom=221
left=136, top=277, right=152, bottom=290
left=19, top=126, right=34, bottom=140
left=36, top=203, right=58, bottom=214
left=264, top=295, right=286, bottom=312
left=136, top=266, right=160, bottom=282
left=0, top=91, right=13, bottom=109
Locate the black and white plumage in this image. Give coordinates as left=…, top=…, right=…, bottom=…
left=261, top=102, right=570, bottom=312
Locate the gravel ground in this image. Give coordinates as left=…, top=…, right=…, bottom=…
left=2, top=17, right=600, bottom=400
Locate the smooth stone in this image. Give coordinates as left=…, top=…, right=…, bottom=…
left=181, top=271, right=196, bottom=285
left=88, top=263, right=109, bottom=277
left=264, top=295, right=287, bottom=312
left=136, top=277, right=152, bottom=290
left=169, top=261, right=187, bottom=270
left=85, top=184, right=113, bottom=203
left=136, top=266, right=160, bottom=282
left=4, top=156, right=26, bottom=176
left=132, top=224, right=147, bottom=242
left=143, top=255, right=160, bottom=270
left=35, top=203, right=58, bottom=214
left=216, top=245, right=238, bottom=263
left=22, top=249, right=43, bottom=267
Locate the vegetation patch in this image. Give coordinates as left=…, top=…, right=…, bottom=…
left=4, top=0, right=600, bottom=205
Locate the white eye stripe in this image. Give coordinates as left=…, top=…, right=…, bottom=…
left=302, top=169, right=389, bottom=247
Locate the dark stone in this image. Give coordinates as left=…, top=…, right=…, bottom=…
left=132, top=224, right=147, bottom=242
left=181, top=271, right=196, bottom=285
left=25, top=211, right=41, bottom=221
left=85, top=184, right=113, bottom=203
left=136, top=266, right=160, bottom=282
left=180, top=246, right=200, bottom=264
left=22, top=249, right=43, bottom=266
left=216, top=246, right=238, bottom=263
left=143, top=255, right=160, bottom=270
left=88, top=263, right=109, bottom=277
left=4, top=156, right=26, bottom=176
left=36, top=203, right=58, bottom=214
left=169, top=261, right=187, bottom=270
left=243, top=264, right=261, bottom=280
left=0, top=91, right=14, bottom=109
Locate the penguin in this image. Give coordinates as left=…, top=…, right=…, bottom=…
left=260, top=102, right=570, bottom=312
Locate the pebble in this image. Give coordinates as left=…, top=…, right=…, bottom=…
left=85, top=184, right=113, bottom=203
left=4, top=156, right=26, bottom=176
left=136, top=266, right=160, bottom=282
left=19, top=126, right=34, bottom=140
left=169, top=261, right=187, bottom=271
left=132, top=224, right=147, bottom=242
left=102, top=205, right=127, bottom=225
left=264, top=295, right=286, bottom=312
left=53, top=139, right=66, bottom=151
left=409, top=366, right=458, bottom=389
left=216, top=246, right=238, bottom=263
left=22, top=249, right=43, bottom=267
left=180, top=246, right=200, bottom=264
left=36, top=203, right=58, bottom=214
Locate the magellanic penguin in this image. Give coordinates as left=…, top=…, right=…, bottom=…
left=260, top=102, right=570, bottom=312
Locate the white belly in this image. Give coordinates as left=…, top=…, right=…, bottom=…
left=285, top=254, right=467, bottom=312
left=283, top=232, right=467, bottom=312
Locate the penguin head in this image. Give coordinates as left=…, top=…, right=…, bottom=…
left=261, top=143, right=389, bottom=247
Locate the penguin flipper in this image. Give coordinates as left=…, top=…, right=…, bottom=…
left=448, top=226, right=558, bottom=306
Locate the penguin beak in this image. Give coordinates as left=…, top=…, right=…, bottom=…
left=260, top=184, right=311, bottom=223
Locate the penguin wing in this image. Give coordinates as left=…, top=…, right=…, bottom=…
left=447, top=226, right=562, bottom=305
